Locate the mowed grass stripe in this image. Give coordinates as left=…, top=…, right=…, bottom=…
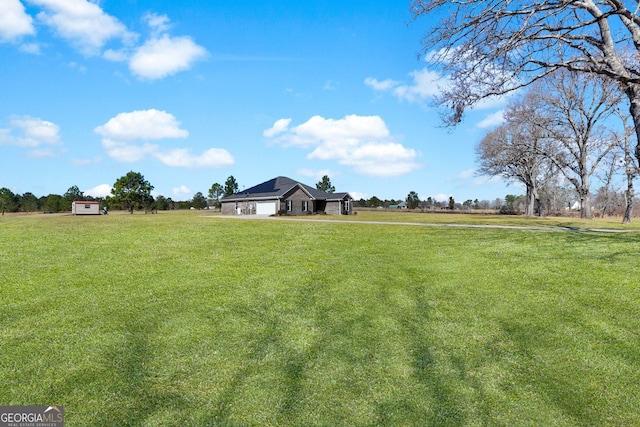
left=1, top=211, right=639, bottom=426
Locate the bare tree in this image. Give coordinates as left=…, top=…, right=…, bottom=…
left=531, top=71, right=622, bottom=219
left=613, top=108, right=639, bottom=223
left=476, top=92, right=555, bottom=216
left=540, top=176, right=577, bottom=215
left=594, top=148, right=622, bottom=217
left=412, top=1, right=640, bottom=167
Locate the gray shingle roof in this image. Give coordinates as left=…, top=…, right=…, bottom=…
left=221, top=176, right=350, bottom=201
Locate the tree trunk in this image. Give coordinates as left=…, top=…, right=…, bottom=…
left=580, top=194, right=591, bottom=219
left=623, top=180, right=634, bottom=224
left=622, top=83, right=640, bottom=224
left=624, top=84, right=640, bottom=170
left=525, top=185, right=535, bottom=216
left=536, top=198, right=543, bottom=217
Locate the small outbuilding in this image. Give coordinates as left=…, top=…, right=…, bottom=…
left=72, top=200, right=101, bottom=215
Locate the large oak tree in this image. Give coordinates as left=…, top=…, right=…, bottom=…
left=412, top=1, right=640, bottom=164
left=476, top=91, right=554, bottom=216
left=111, top=171, right=154, bottom=213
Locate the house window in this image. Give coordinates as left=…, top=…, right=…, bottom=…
left=302, top=200, right=308, bottom=211
left=343, top=200, right=350, bottom=212
left=286, top=200, right=292, bottom=211
left=85, top=204, right=91, bottom=209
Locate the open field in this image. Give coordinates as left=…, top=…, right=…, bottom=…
left=1, top=210, right=639, bottom=426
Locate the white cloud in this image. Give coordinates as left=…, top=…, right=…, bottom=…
left=94, top=109, right=188, bottom=140
left=364, top=77, right=399, bottom=91
left=349, top=191, right=369, bottom=201
left=296, top=168, right=334, bottom=180
left=273, top=115, right=391, bottom=148
left=476, top=110, right=505, bottom=128
left=10, top=116, right=60, bottom=146
left=103, top=48, right=129, bottom=62
left=3, top=3, right=205, bottom=80
left=457, top=168, right=476, bottom=180
left=101, top=138, right=158, bottom=163
left=264, top=115, right=420, bottom=177
left=84, top=183, right=112, bottom=198
left=263, top=118, right=291, bottom=138
left=393, top=68, right=443, bottom=103
left=366, top=69, right=444, bottom=103
left=143, top=12, right=171, bottom=36
left=0, top=116, right=62, bottom=157
left=96, top=109, right=234, bottom=168
left=19, top=42, right=41, bottom=54
left=173, top=185, right=191, bottom=197
left=432, top=193, right=452, bottom=202
left=474, top=96, right=511, bottom=111
left=129, top=34, right=207, bottom=80
left=27, top=0, right=136, bottom=55
left=154, top=148, right=234, bottom=168
left=0, top=0, right=35, bottom=41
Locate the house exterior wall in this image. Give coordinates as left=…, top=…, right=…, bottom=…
left=282, top=188, right=313, bottom=215
left=325, top=200, right=342, bottom=215
left=221, top=199, right=255, bottom=215
left=221, top=198, right=281, bottom=215
left=221, top=197, right=352, bottom=215
left=221, top=201, right=235, bottom=215
left=219, top=180, right=353, bottom=216
left=325, top=199, right=352, bottom=215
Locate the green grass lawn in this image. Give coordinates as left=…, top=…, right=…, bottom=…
left=1, top=211, right=639, bottom=426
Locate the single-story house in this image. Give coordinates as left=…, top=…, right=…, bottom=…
left=220, top=176, right=353, bottom=216
left=72, top=200, right=101, bottom=215
left=389, top=201, right=407, bottom=209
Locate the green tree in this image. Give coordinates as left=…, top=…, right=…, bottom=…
left=406, top=191, right=420, bottom=209
left=501, top=194, right=522, bottom=215
left=316, top=175, right=335, bottom=193
left=64, top=185, right=84, bottom=201
left=224, top=176, right=239, bottom=197
left=155, top=195, right=169, bottom=210
left=448, top=196, right=455, bottom=210
left=20, top=192, right=39, bottom=213
left=111, top=171, right=154, bottom=213
left=44, top=194, right=64, bottom=213
left=166, top=197, right=176, bottom=210
left=0, top=188, right=18, bottom=215
left=368, top=196, right=382, bottom=208
left=192, top=192, right=207, bottom=209
left=208, top=183, right=223, bottom=208
left=62, top=185, right=84, bottom=211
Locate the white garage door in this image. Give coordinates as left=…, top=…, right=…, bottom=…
left=256, top=201, right=276, bottom=215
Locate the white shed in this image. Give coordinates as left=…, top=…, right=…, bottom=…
left=72, top=200, right=101, bottom=215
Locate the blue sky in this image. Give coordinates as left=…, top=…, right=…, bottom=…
left=0, top=0, right=513, bottom=202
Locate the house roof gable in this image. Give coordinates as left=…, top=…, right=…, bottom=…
left=221, top=176, right=351, bottom=202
